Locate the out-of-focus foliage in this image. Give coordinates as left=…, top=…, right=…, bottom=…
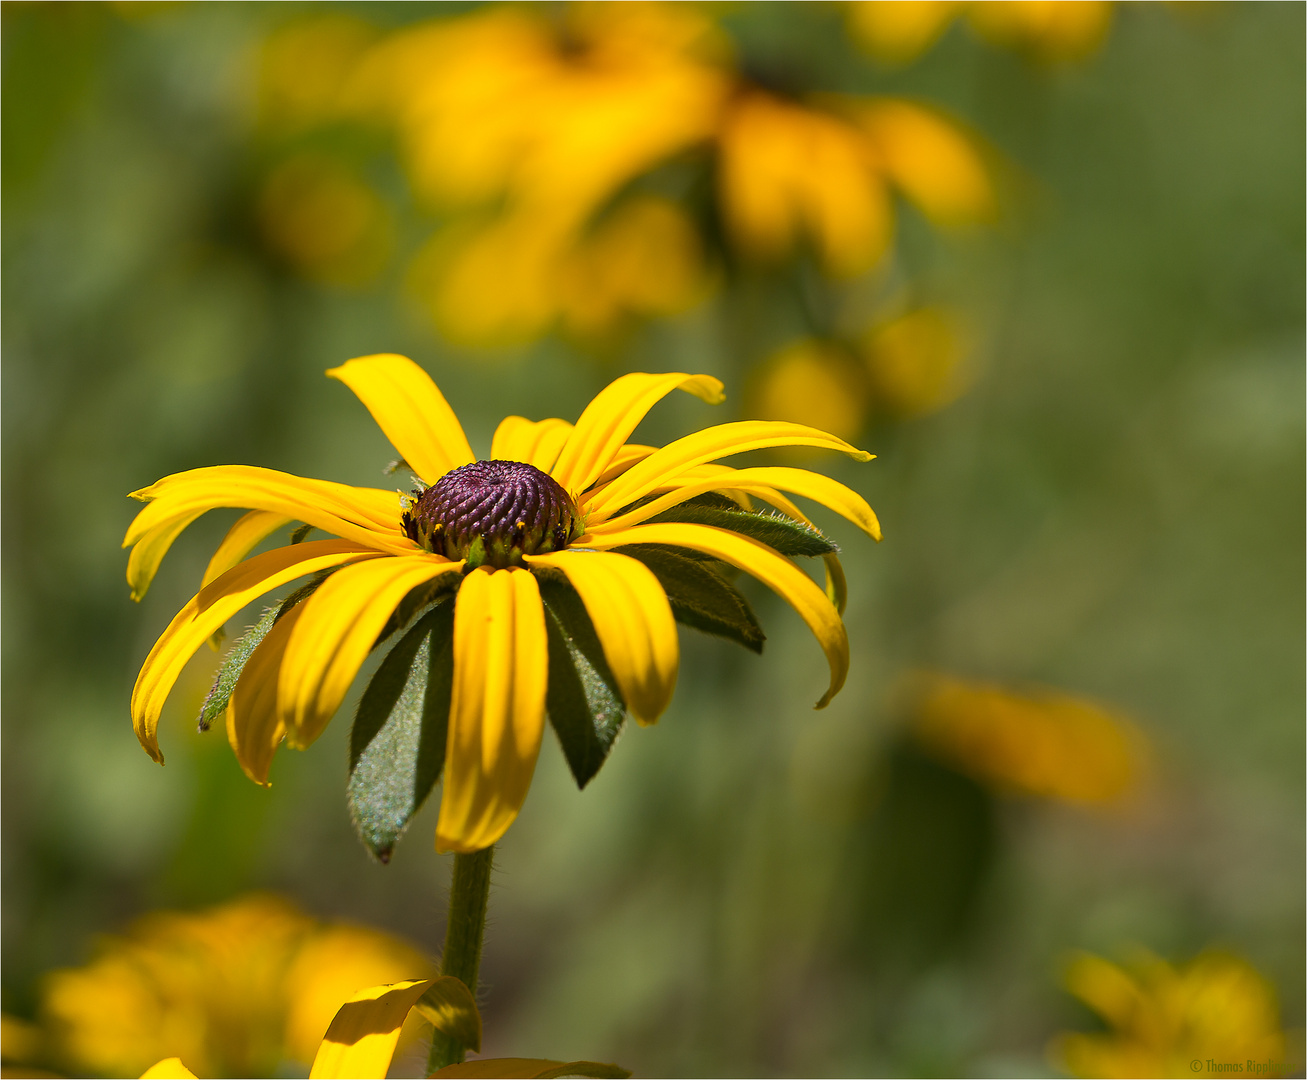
left=30, top=894, right=431, bottom=1079
left=1052, top=949, right=1296, bottom=1078
left=2, top=2, right=1303, bottom=1078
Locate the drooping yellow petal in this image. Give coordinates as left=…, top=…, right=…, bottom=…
left=584, top=421, right=872, bottom=519
left=225, top=601, right=309, bottom=786
left=549, top=372, right=724, bottom=496
left=824, top=553, right=848, bottom=615
left=140, top=1059, right=198, bottom=1080
left=436, top=568, right=548, bottom=854
left=590, top=465, right=881, bottom=540
left=583, top=523, right=848, bottom=707
left=201, top=510, right=294, bottom=588
left=131, top=540, right=382, bottom=764
left=278, top=555, right=464, bottom=749
left=327, top=353, right=475, bottom=483
left=308, top=979, right=434, bottom=1080
left=524, top=550, right=677, bottom=727
left=126, top=511, right=204, bottom=602
left=125, top=466, right=412, bottom=556
left=489, top=416, right=574, bottom=472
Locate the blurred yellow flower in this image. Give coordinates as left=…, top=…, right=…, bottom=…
left=257, top=154, right=394, bottom=288
left=969, top=1, right=1114, bottom=63
left=861, top=306, right=972, bottom=418
left=913, top=674, right=1145, bottom=804
left=39, top=894, right=431, bottom=1079
left=1052, top=949, right=1294, bottom=1078
left=751, top=339, right=870, bottom=442
left=254, top=5, right=995, bottom=344
left=718, top=91, right=893, bottom=278
left=847, top=1, right=1114, bottom=66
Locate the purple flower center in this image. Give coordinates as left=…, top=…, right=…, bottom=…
left=402, top=460, right=582, bottom=568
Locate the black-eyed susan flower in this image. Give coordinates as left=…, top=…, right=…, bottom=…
left=126, top=354, right=879, bottom=857
left=1051, top=949, right=1294, bottom=1079
left=37, top=895, right=431, bottom=1080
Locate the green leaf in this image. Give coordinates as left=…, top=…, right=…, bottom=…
left=197, top=573, right=331, bottom=732
left=540, top=581, right=626, bottom=789
left=647, top=502, right=837, bottom=558
left=414, top=976, right=482, bottom=1053
left=531, top=1063, right=632, bottom=1079
left=347, top=603, right=455, bottom=862
left=618, top=545, right=765, bottom=654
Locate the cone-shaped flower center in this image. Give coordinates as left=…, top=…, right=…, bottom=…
left=403, top=460, right=582, bottom=569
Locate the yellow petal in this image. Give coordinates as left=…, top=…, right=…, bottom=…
left=524, top=550, right=677, bottom=727
left=824, top=553, right=848, bottom=615
left=413, top=976, right=482, bottom=1053
left=126, top=510, right=204, bottom=602
left=131, top=540, right=382, bottom=764
left=590, top=465, right=881, bottom=540
left=587, top=442, right=657, bottom=489
left=327, top=353, right=475, bottom=483
left=550, top=372, right=724, bottom=496
left=435, top=568, right=548, bottom=854
left=225, top=600, right=309, bottom=786
left=140, top=1059, right=198, bottom=1080
left=201, top=510, right=294, bottom=588
left=489, top=416, right=574, bottom=472
left=308, top=979, right=435, bottom=1080
left=125, top=466, right=412, bottom=556
left=279, top=555, right=464, bottom=749
left=584, top=421, right=872, bottom=519
left=583, top=523, right=848, bottom=708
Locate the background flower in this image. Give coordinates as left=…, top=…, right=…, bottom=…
left=37, top=895, right=431, bottom=1079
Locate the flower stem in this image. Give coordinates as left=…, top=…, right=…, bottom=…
left=427, top=846, right=494, bottom=1074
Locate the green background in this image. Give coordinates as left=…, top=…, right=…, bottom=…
left=3, top=3, right=1302, bottom=1076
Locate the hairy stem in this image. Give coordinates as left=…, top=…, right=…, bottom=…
left=427, top=846, right=494, bottom=1073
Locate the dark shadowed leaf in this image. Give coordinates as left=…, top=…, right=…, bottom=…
left=617, top=545, right=765, bottom=653
left=540, top=580, right=626, bottom=789
left=347, top=602, right=455, bottom=862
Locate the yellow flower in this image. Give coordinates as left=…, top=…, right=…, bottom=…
left=846, top=1, right=1114, bottom=66
left=38, top=895, right=431, bottom=1079
left=1052, top=949, right=1294, bottom=1078
left=912, top=674, right=1145, bottom=804
left=125, top=355, right=879, bottom=854
left=142, top=975, right=628, bottom=1080
left=259, top=5, right=993, bottom=343
left=751, top=339, right=871, bottom=442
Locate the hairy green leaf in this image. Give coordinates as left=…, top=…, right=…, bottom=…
left=197, top=573, right=332, bottom=732
left=618, top=545, right=765, bottom=653
left=647, top=501, right=837, bottom=558
left=540, top=581, right=626, bottom=789
left=347, top=603, right=455, bottom=862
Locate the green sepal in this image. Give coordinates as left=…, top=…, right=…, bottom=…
left=618, top=545, right=765, bottom=654
left=647, top=502, right=837, bottom=558
left=290, top=523, right=314, bottom=544
left=540, top=580, right=626, bottom=789
left=197, top=572, right=333, bottom=732
left=374, top=573, right=461, bottom=648
left=347, top=602, right=455, bottom=862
